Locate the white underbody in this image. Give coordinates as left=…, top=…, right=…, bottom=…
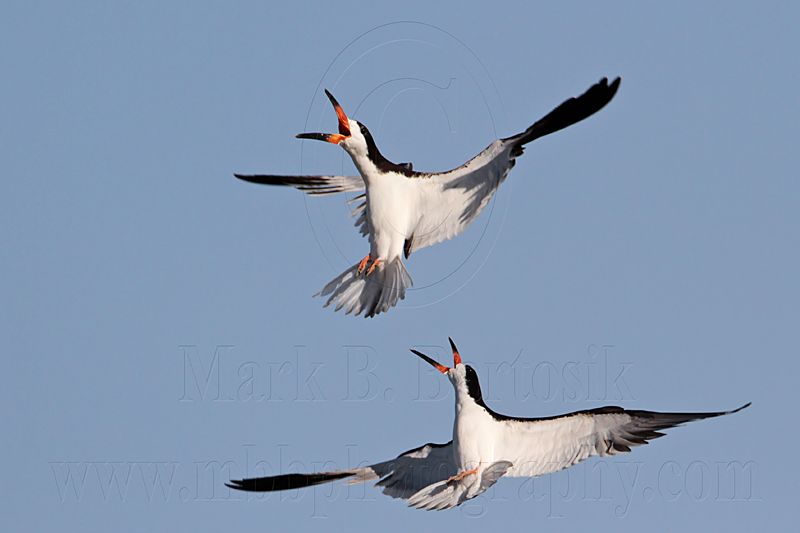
left=346, top=136, right=513, bottom=263
left=361, top=168, right=418, bottom=260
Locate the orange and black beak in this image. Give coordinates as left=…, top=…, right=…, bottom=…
left=296, top=89, right=351, bottom=144
left=411, top=337, right=462, bottom=374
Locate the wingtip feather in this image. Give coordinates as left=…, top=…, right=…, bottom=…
left=730, top=402, right=751, bottom=414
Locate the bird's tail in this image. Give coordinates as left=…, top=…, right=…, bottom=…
left=315, top=257, right=413, bottom=318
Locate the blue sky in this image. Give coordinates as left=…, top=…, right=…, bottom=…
left=2, top=1, right=797, bottom=531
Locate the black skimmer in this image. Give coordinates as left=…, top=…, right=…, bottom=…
left=226, top=338, right=749, bottom=510
left=235, top=77, right=622, bottom=317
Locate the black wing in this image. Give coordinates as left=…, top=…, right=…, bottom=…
left=503, top=76, right=621, bottom=156
left=406, top=77, right=622, bottom=255
left=226, top=441, right=456, bottom=500
left=225, top=471, right=353, bottom=492
left=234, top=173, right=364, bottom=196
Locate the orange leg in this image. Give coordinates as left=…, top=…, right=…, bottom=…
left=366, top=258, right=383, bottom=276
left=447, top=468, right=478, bottom=483
left=357, top=254, right=371, bottom=274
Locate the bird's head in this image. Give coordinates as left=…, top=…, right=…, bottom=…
left=411, top=338, right=482, bottom=402
left=296, top=89, right=371, bottom=160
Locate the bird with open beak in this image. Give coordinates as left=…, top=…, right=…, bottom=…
left=236, top=78, right=621, bottom=317
left=227, top=337, right=749, bottom=510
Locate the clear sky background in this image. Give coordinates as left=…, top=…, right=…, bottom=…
left=2, top=1, right=798, bottom=531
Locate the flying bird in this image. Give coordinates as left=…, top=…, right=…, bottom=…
left=226, top=338, right=749, bottom=510
left=235, top=77, right=622, bottom=317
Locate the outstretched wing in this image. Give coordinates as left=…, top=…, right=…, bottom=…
left=368, top=441, right=457, bottom=499
left=234, top=173, right=370, bottom=236
left=226, top=441, right=456, bottom=502
left=234, top=173, right=364, bottom=196
left=405, top=77, right=621, bottom=256
left=496, top=403, right=750, bottom=478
